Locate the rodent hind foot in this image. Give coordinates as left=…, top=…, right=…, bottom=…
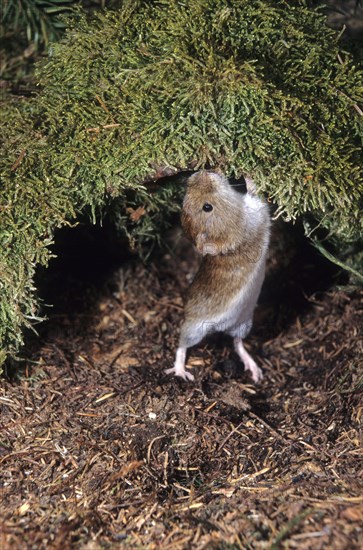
left=165, top=366, right=195, bottom=381
left=234, top=338, right=263, bottom=383
left=244, top=359, right=263, bottom=383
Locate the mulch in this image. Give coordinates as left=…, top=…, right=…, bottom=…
left=1, top=224, right=362, bottom=549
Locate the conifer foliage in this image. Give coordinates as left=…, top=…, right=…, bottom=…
left=0, top=0, right=362, bottom=368
left=2, top=0, right=76, bottom=46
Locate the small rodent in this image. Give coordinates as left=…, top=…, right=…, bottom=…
left=166, top=170, right=270, bottom=382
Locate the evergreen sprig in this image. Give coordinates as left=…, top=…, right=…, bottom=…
left=1, top=0, right=77, bottom=46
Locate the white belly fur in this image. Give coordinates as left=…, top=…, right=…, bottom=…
left=181, top=255, right=266, bottom=347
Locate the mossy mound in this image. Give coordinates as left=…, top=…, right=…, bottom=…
left=1, top=0, right=362, bottom=369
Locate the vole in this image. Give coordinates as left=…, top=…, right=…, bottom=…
left=166, top=170, right=270, bottom=382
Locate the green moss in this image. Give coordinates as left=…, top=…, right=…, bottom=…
left=1, top=0, right=362, bottom=368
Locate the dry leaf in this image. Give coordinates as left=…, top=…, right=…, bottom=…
left=115, top=356, right=139, bottom=368
left=109, top=461, right=144, bottom=482
left=126, top=206, right=146, bottom=222
left=18, top=502, right=30, bottom=515
left=188, top=357, right=205, bottom=366
left=340, top=506, right=363, bottom=522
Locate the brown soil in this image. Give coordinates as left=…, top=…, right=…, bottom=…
left=1, top=224, right=362, bottom=549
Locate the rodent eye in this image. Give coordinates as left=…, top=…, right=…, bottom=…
left=202, top=203, right=213, bottom=212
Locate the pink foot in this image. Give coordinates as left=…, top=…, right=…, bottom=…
left=165, top=365, right=195, bottom=381
left=241, top=354, right=263, bottom=382
left=166, top=346, right=194, bottom=381
left=234, top=338, right=263, bottom=383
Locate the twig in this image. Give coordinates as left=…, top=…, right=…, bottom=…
left=247, top=411, right=288, bottom=443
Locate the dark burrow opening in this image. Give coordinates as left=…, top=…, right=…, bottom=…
left=22, top=212, right=346, bottom=365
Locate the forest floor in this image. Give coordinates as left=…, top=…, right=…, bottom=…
left=1, top=1, right=362, bottom=548
left=0, top=222, right=362, bottom=549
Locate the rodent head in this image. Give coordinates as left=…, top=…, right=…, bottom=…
left=182, top=171, right=246, bottom=256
